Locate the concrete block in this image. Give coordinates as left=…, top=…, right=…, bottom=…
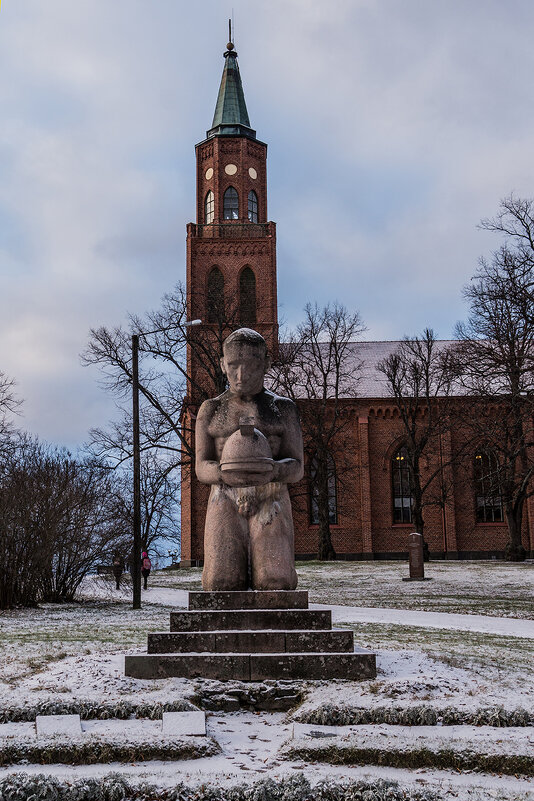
left=162, top=711, right=206, bottom=736
left=250, top=652, right=376, bottom=681
left=148, top=632, right=216, bottom=653
left=170, top=609, right=331, bottom=632
left=125, top=653, right=251, bottom=680
left=188, top=590, right=309, bottom=610
left=285, top=629, right=354, bottom=652
left=36, top=714, right=82, bottom=738
left=214, top=630, right=286, bottom=652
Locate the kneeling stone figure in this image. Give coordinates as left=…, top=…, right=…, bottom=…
left=195, top=328, right=303, bottom=591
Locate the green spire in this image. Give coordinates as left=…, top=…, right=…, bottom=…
left=207, top=40, right=256, bottom=140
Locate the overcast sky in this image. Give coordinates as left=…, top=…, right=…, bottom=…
left=1, top=0, right=534, bottom=449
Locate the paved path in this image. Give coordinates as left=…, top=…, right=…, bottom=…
left=85, top=579, right=534, bottom=639
left=313, top=603, right=534, bottom=639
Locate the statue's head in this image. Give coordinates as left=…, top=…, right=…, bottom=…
left=221, top=328, right=270, bottom=398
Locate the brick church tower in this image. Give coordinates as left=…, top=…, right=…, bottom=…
left=180, top=36, right=279, bottom=565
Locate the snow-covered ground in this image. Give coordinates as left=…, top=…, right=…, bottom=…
left=1, top=562, right=533, bottom=800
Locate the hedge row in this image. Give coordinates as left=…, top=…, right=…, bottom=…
left=295, top=703, right=533, bottom=727
left=285, top=743, right=534, bottom=777
left=0, top=736, right=218, bottom=767
left=0, top=771, right=440, bottom=801
left=0, top=698, right=196, bottom=724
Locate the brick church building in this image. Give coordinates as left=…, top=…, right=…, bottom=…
left=180, top=39, right=534, bottom=564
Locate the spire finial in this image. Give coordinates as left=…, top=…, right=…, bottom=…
left=227, top=18, right=234, bottom=51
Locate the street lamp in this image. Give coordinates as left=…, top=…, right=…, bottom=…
left=131, top=319, right=201, bottom=610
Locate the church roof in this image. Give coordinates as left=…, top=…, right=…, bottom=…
left=274, top=340, right=459, bottom=400
left=207, top=42, right=257, bottom=140
left=343, top=340, right=458, bottom=398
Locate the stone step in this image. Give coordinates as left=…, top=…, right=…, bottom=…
left=148, top=628, right=354, bottom=654
left=188, top=590, right=308, bottom=610
left=169, top=609, right=331, bottom=632
left=125, top=650, right=376, bottom=681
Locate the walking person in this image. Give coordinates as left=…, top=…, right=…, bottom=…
left=141, top=551, right=151, bottom=590
left=112, top=554, right=123, bottom=590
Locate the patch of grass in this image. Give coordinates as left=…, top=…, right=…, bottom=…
left=0, top=773, right=441, bottom=801
left=295, top=703, right=532, bottom=727
left=0, top=698, right=196, bottom=723
left=284, top=742, right=534, bottom=777
left=347, top=620, right=534, bottom=674
left=0, top=735, right=219, bottom=766
left=294, top=560, right=534, bottom=619
left=0, top=600, right=172, bottom=686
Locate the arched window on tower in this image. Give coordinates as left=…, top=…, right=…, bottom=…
left=207, top=267, right=225, bottom=324
left=392, top=446, right=413, bottom=523
left=474, top=449, right=503, bottom=522
left=248, top=190, right=258, bottom=223
left=204, top=190, right=214, bottom=224
left=310, top=453, right=337, bottom=525
left=239, top=266, right=256, bottom=327
left=223, top=187, right=239, bottom=220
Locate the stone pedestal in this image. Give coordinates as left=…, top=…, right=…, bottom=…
left=125, top=590, right=376, bottom=681
left=402, top=532, right=432, bottom=581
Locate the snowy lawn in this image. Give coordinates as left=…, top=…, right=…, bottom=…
left=1, top=561, right=533, bottom=800
left=151, top=559, right=534, bottom=618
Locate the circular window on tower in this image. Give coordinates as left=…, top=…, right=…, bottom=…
left=205, top=167, right=214, bottom=180
left=248, top=167, right=257, bottom=180
left=225, top=164, right=238, bottom=176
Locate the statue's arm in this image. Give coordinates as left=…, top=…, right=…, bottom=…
left=195, top=401, right=222, bottom=485
left=272, top=400, right=304, bottom=484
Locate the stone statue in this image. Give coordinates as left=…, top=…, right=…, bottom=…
left=195, top=328, right=303, bottom=591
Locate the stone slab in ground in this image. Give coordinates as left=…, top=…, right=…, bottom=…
left=35, top=714, right=81, bottom=738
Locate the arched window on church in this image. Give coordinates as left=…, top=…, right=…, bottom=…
left=310, top=453, right=337, bottom=525
left=474, top=449, right=503, bottom=522
left=392, top=446, right=413, bottom=523
left=223, top=187, right=239, bottom=220
left=239, top=266, right=256, bottom=327
left=207, top=267, right=224, bottom=324
left=204, top=190, right=214, bottom=224
left=248, top=190, right=258, bottom=223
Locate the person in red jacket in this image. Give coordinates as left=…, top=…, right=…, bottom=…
left=141, top=551, right=151, bottom=590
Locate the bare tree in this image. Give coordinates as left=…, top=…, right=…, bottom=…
left=269, top=302, right=365, bottom=560
left=82, top=281, right=269, bottom=557
left=0, top=437, right=126, bottom=608
left=82, top=281, right=256, bottom=470
left=113, top=450, right=180, bottom=559
left=453, top=195, right=534, bottom=561
left=377, top=329, right=456, bottom=553
left=0, top=370, right=21, bottom=454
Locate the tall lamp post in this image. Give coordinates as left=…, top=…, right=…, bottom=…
left=131, top=319, right=201, bottom=610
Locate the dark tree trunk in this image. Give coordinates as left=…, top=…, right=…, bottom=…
left=316, top=461, right=336, bottom=561
left=504, top=502, right=526, bottom=561
left=410, top=459, right=429, bottom=560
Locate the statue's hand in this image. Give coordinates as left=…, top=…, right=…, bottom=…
left=221, top=462, right=274, bottom=487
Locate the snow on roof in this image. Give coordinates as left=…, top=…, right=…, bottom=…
left=274, top=340, right=458, bottom=400
left=344, top=340, right=457, bottom=399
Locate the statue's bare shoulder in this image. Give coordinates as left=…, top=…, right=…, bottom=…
left=197, top=392, right=229, bottom=424
left=263, top=389, right=300, bottom=418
